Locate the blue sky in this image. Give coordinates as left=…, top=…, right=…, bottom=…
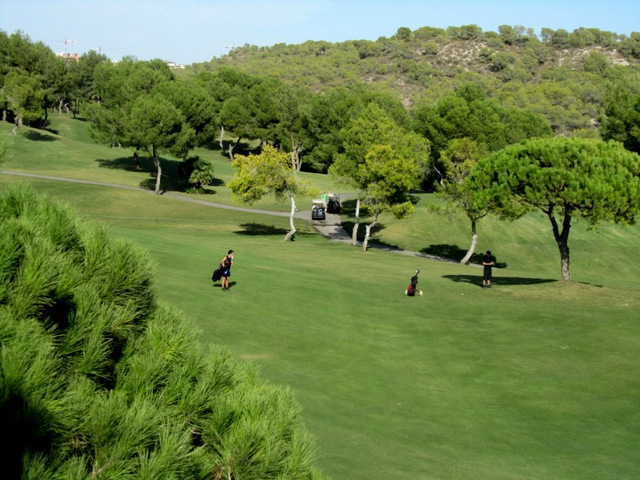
left=2, top=0, right=639, bottom=65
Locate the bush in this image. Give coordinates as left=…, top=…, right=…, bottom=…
left=0, top=184, right=325, bottom=479
left=179, top=156, right=216, bottom=193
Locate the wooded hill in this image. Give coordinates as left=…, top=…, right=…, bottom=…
left=190, top=25, right=640, bottom=135
left=3, top=25, right=640, bottom=178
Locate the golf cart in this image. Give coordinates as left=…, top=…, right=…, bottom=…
left=311, top=199, right=326, bottom=220
left=326, top=193, right=341, bottom=214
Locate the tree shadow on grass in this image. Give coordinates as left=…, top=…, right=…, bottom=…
left=422, top=244, right=480, bottom=263
left=336, top=221, right=466, bottom=261
left=340, top=219, right=386, bottom=242
left=197, top=177, right=225, bottom=190
left=209, top=177, right=226, bottom=187
left=96, top=156, right=143, bottom=172
left=96, top=155, right=182, bottom=174
left=236, top=223, right=290, bottom=236
left=442, top=274, right=556, bottom=287
left=23, top=130, right=59, bottom=142
left=341, top=221, right=427, bottom=256
left=235, top=223, right=314, bottom=238
left=96, top=155, right=193, bottom=192
left=422, top=244, right=507, bottom=267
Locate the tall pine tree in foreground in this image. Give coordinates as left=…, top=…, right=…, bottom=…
left=0, top=184, right=326, bottom=479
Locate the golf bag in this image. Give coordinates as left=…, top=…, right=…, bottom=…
left=211, top=265, right=224, bottom=282
left=405, top=271, right=419, bottom=296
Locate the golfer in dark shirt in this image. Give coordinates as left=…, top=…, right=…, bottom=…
left=482, top=251, right=494, bottom=288
left=221, top=249, right=234, bottom=291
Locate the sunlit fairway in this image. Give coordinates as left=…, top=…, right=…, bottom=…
left=2, top=116, right=640, bottom=479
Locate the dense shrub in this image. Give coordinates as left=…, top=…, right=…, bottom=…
left=0, top=184, right=325, bottom=479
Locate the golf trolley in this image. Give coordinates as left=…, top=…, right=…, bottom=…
left=326, top=194, right=341, bottom=214
left=311, top=199, right=326, bottom=220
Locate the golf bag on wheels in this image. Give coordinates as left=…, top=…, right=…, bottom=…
left=405, top=269, right=420, bottom=296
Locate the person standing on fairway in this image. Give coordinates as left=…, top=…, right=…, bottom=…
left=482, top=250, right=494, bottom=288
left=220, top=249, right=234, bottom=291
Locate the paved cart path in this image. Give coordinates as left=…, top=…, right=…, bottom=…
left=1, top=170, right=458, bottom=263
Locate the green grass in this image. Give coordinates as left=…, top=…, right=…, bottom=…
left=373, top=194, right=640, bottom=289
left=2, top=115, right=640, bottom=480
left=1, top=115, right=340, bottom=213
left=105, top=225, right=640, bottom=480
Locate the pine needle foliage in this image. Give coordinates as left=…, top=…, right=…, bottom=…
left=0, top=185, right=325, bottom=479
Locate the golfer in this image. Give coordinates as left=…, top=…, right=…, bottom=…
left=220, top=249, right=234, bottom=291
left=482, top=250, right=494, bottom=288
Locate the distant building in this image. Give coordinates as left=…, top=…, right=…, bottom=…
left=57, top=52, right=80, bottom=62
left=165, top=60, right=185, bottom=69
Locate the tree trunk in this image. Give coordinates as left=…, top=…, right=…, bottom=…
left=290, top=132, right=302, bottom=172
left=460, top=217, right=478, bottom=264
left=153, top=145, right=162, bottom=194
left=219, top=126, right=225, bottom=151
left=291, top=150, right=298, bottom=176
left=228, top=137, right=240, bottom=161
left=351, top=198, right=361, bottom=246
left=11, top=116, right=19, bottom=136
left=433, top=164, right=445, bottom=186
left=559, top=242, right=570, bottom=281
left=547, top=207, right=572, bottom=281
left=283, top=194, right=297, bottom=242
left=361, top=213, right=379, bottom=252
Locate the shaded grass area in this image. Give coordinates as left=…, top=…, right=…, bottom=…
left=2, top=115, right=640, bottom=479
